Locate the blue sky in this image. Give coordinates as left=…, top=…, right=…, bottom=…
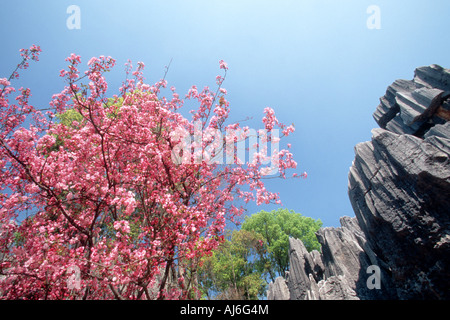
left=1, top=0, right=450, bottom=227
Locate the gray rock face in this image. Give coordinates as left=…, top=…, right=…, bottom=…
left=268, top=65, right=450, bottom=300
left=374, top=64, right=450, bottom=137
left=267, top=277, right=290, bottom=300
left=269, top=217, right=395, bottom=300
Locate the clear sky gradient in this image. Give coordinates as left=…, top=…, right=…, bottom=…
left=1, top=0, right=450, bottom=227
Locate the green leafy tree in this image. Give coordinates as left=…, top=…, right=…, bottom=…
left=197, top=229, right=267, bottom=300
left=197, top=209, right=322, bottom=299
left=241, top=208, right=322, bottom=282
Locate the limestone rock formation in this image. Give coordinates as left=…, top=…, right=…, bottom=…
left=267, top=277, right=290, bottom=300
left=268, top=64, right=450, bottom=300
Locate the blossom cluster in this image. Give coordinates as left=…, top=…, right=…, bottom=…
left=0, top=46, right=302, bottom=299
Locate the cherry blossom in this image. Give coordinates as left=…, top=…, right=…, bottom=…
left=0, top=48, right=302, bottom=299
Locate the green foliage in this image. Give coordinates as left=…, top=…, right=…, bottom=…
left=104, top=96, right=124, bottom=119
left=46, top=96, right=124, bottom=154
left=197, top=208, right=322, bottom=299
left=197, top=229, right=267, bottom=300
left=242, top=208, right=322, bottom=279
left=13, top=231, right=26, bottom=246
left=43, top=108, right=84, bottom=154
left=55, top=108, right=84, bottom=127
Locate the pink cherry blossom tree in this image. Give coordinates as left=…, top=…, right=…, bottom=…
left=0, top=45, right=302, bottom=299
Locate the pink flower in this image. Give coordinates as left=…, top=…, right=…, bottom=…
left=0, top=78, right=10, bottom=86
left=114, top=220, right=131, bottom=234
left=219, top=59, right=228, bottom=70
left=65, top=53, right=81, bottom=64
left=282, top=124, right=295, bottom=136
left=87, top=57, right=98, bottom=66
left=0, top=50, right=302, bottom=299
left=262, top=107, right=278, bottom=131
